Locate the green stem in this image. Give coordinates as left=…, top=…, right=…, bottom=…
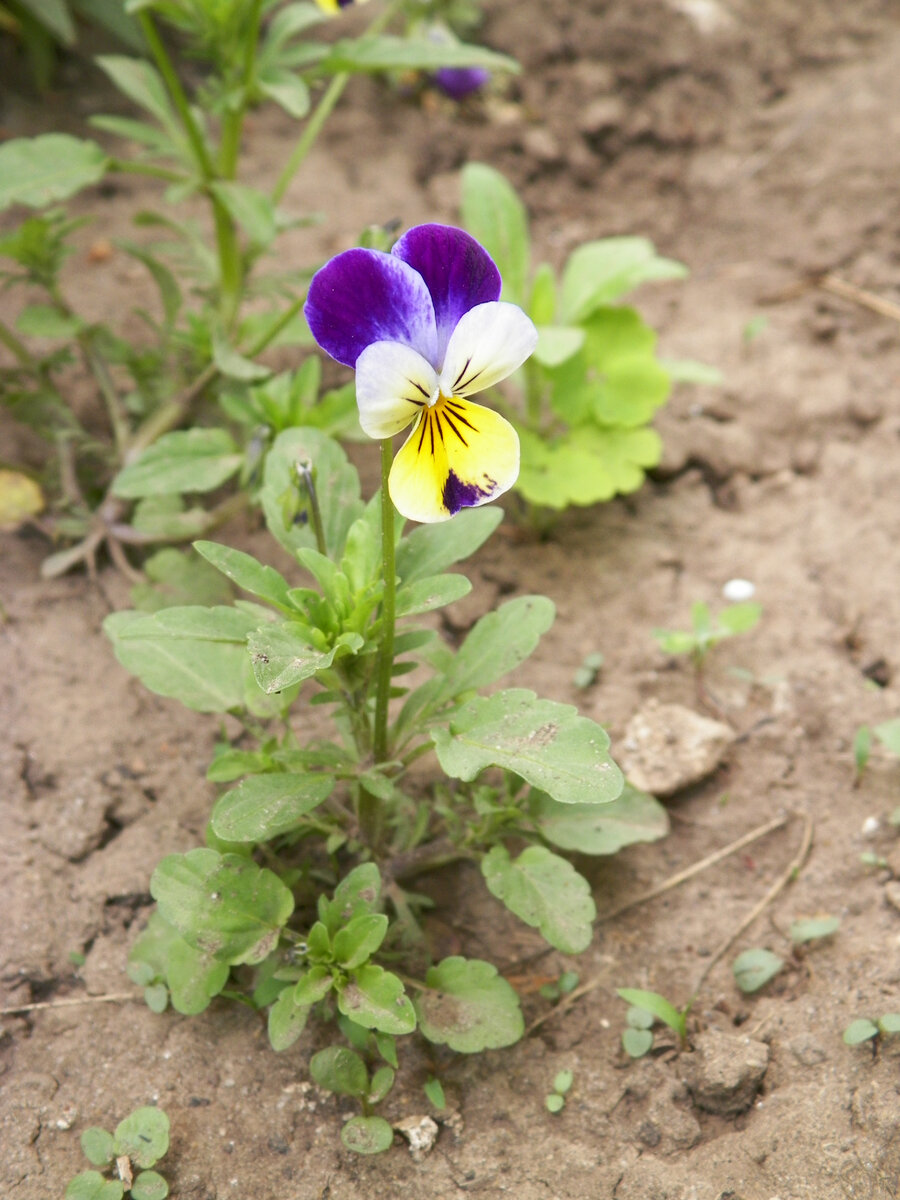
left=271, top=0, right=402, bottom=204
left=81, top=336, right=129, bottom=456
left=218, top=0, right=264, bottom=180
left=373, top=438, right=396, bottom=764
left=0, top=318, right=36, bottom=367
left=296, top=461, right=327, bottom=555
left=137, top=12, right=214, bottom=177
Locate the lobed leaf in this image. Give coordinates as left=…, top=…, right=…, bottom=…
left=416, top=957, right=523, bottom=1053
left=337, top=965, right=416, bottom=1035
left=560, top=237, right=687, bottom=322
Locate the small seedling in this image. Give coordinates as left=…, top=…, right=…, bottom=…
left=538, top=970, right=580, bottom=1002
left=653, top=600, right=762, bottom=672
left=67, top=1107, right=170, bottom=1200
left=732, top=948, right=784, bottom=994
left=790, top=916, right=840, bottom=944
left=545, top=1069, right=574, bottom=1113
left=573, top=652, right=604, bottom=689
left=843, top=1013, right=900, bottom=1049
left=742, top=314, right=769, bottom=346
left=860, top=851, right=889, bottom=870
left=617, top=987, right=689, bottom=1058
left=423, top=1076, right=446, bottom=1110
left=853, top=725, right=872, bottom=782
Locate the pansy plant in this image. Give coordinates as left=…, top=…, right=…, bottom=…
left=305, top=224, right=537, bottom=523
left=106, top=227, right=669, bottom=1155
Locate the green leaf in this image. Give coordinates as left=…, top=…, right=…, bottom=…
left=129, top=497, right=211, bottom=543
left=166, top=937, right=229, bottom=1014
left=117, top=240, right=182, bottom=328
left=717, top=602, right=762, bottom=635
left=622, top=1028, right=654, bottom=1058
left=853, top=725, right=871, bottom=776
left=368, top=1065, right=395, bottom=1105
left=210, top=182, right=277, bottom=248
left=532, top=325, right=585, bottom=367
left=80, top=1128, right=114, bottom=1167
left=0, top=135, right=108, bottom=211
left=790, top=916, right=840, bottom=944
left=267, top=988, right=310, bottom=1051
left=16, top=304, right=82, bottom=339
left=211, top=328, right=271, bottom=381
left=65, top=1172, right=124, bottom=1200
left=248, top=624, right=362, bottom=693
left=130, top=1171, right=169, bottom=1200
left=433, top=688, right=624, bottom=806
left=531, top=784, right=668, bottom=855
left=27, top=0, right=76, bottom=43
left=874, top=718, right=900, bottom=757
left=416, top=957, right=524, bottom=1053
left=560, top=237, right=687, bottom=322
left=423, top=1076, right=446, bottom=1110
left=333, top=914, right=389, bottom=970
left=338, top=965, right=416, bottom=1035
left=481, top=845, right=595, bottom=953
left=258, top=70, right=311, bottom=118
left=517, top=425, right=661, bottom=509
left=625, top=1006, right=654, bottom=1030
left=660, top=357, right=723, bottom=385
left=112, top=429, right=242, bottom=499
left=394, top=573, right=471, bottom=617
left=732, top=948, right=784, bottom=994
left=95, top=56, right=178, bottom=131
left=433, top=595, right=555, bottom=703
left=113, top=1107, right=169, bottom=1169
left=261, top=428, right=364, bottom=560
left=376, top=1033, right=398, bottom=1068
left=320, top=864, right=382, bottom=934
left=321, top=35, right=517, bottom=76
left=553, top=1070, right=574, bottom=1094
left=131, top=547, right=234, bottom=613
left=151, top=849, right=294, bottom=965
left=211, top=772, right=334, bottom=842
left=293, top=965, right=334, bottom=1006
left=878, top=1013, right=900, bottom=1035
left=545, top=1093, right=565, bottom=1113
left=460, top=162, right=530, bottom=306
left=309, top=1046, right=368, bottom=1097
left=395, top=505, right=502, bottom=584
left=104, top=608, right=255, bottom=713
left=843, top=1018, right=879, bottom=1046
left=616, top=989, right=686, bottom=1039
left=341, top=1116, right=394, bottom=1155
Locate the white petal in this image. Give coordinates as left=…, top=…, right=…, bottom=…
left=355, top=340, right=440, bottom=439
left=439, top=301, right=538, bottom=397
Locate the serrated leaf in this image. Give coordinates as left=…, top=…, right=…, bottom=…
left=433, top=688, right=623, bottom=806
left=0, top=135, right=108, bottom=211
left=151, top=849, right=294, bottom=965
left=341, top=1115, right=394, bottom=1155
left=732, top=948, right=784, bottom=994
left=416, top=956, right=523, bottom=1053
left=130, top=1171, right=169, bottom=1200
left=460, top=162, right=530, bottom=306
left=80, top=1128, right=114, bottom=1167
left=517, top=424, right=661, bottom=509
left=560, top=237, right=687, bottom=322
left=113, top=1107, right=169, bottom=1168
left=261, top=428, right=364, bottom=560
left=65, top=1172, right=124, bottom=1200
left=432, top=595, right=555, bottom=704
left=790, top=916, right=840, bottom=944
left=395, top=505, right=502, bottom=584
left=532, top=784, right=667, bottom=855
left=843, top=1018, right=879, bottom=1046
left=112, top=429, right=242, bottom=498
left=267, top=989, right=310, bottom=1051
left=104, top=608, right=255, bottom=713
left=481, top=845, right=595, bottom=953
left=309, top=1046, right=368, bottom=1097
left=338, top=965, right=416, bottom=1035
left=394, top=573, right=471, bottom=617
left=211, top=772, right=333, bottom=842
left=333, top=914, right=389, bottom=970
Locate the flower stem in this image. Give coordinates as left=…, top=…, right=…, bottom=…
left=373, top=438, right=396, bottom=765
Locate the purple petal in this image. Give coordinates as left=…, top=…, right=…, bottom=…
left=433, top=66, right=490, bottom=100
left=305, top=248, right=437, bottom=368
left=391, top=225, right=501, bottom=367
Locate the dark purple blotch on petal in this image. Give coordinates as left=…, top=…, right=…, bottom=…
left=442, top=470, right=496, bottom=515
left=392, top=225, right=501, bottom=365
left=305, top=248, right=437, bottom=368
left=433, top=66, right=490, bottom=100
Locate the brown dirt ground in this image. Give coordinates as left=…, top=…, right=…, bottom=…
left=3, top=1, right=900, bottom=1197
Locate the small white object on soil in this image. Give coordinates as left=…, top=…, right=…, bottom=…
left=861, top=816, right=880, bottom=837
left=722, top=578, right=756, bottom=602
left=620, top=700, right=735, bottom=797
left=679, top=1028, right=770, bottom=1116
left=394, top=1115, right=439, bottom=1161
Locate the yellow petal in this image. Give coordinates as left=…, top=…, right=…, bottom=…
left=389, top=396, right=519, bottom=523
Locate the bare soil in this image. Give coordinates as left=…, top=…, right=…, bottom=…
left=4, top=2, right=900, bottom=1197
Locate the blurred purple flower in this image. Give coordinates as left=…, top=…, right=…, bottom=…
left=432, top=65, right=490, bottom=100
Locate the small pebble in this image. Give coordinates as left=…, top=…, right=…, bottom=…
left=723, top=578, right=755, bottom=602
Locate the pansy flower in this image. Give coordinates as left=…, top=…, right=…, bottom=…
left=305, top=224, right=537, bottom=523
left=313, top=0, right=369, bottom=12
